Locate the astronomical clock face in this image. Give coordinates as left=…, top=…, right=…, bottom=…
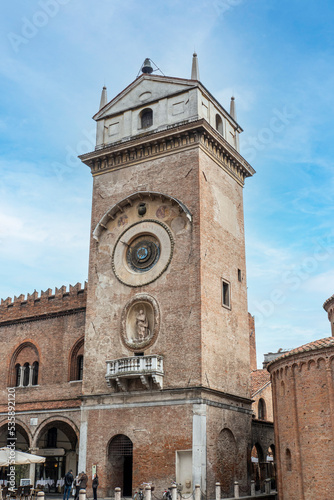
left=112, top=219, right=174, bottom=287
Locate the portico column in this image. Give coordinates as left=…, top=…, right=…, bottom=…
left=78, top=409, right=87, bottom=473
left=192, top=403, right=206, bottom=492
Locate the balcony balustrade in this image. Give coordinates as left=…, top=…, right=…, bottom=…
left=106, top=355, right=164, bottom=391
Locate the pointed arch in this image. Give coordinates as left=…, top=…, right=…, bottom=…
left=8, top=341, right=40, bottom=387
left=68, top=337, right=85, bottom=381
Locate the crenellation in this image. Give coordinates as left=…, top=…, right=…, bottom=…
left=0, top=282, right=87, bottom=323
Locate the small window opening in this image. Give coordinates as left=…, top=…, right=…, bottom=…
left=77, top=355, right=84, bottom=381
left=258, top=398, right=266, bottom=420
left=141, top=108, right=153, bottom=129
left=215, top=114, right=223, bottom=135
left=135, top=352, right=144, bottom=356
left=32, top=361, right=39, bottom=386
left=222, top=279, right=230, bottom=309
left=15, top=364, right=21, bottom=387
left=23, top=363, right=30, bottom=387
left=238, top=269, right=242, bottom=282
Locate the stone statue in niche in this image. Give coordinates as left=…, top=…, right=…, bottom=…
left=121, top=295, right=159, bottom=350
left=135, top=309, right=150, bottom=341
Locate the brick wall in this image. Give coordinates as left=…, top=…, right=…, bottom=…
left=269, top=340, right=334, bottom=499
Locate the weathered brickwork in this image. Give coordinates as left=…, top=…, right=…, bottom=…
left=251, top=370, right=273, bottom=422
left=83, top=402, right=193, bottom=497
left=0, top=285, right=86, bottom=480
left=249, top=314, right=257, bottom=371
left=268, top=337, right=334, bottom=500
left=0, top=67, right=263, bottom=497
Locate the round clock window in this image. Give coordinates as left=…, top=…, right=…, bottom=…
left=112, top=220, right=174, bottom=287
left=127, top=235, right=160, bottom=272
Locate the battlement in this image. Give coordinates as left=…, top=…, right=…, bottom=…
left=0, top=282, right=87, bottom=323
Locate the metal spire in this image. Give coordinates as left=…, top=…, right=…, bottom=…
left=191, top=52, right=200, bottom=80
left=99, top=86, right=107, bottom=110
left=230, top=96, right=237, bottom=121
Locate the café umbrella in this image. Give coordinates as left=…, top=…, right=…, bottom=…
left=0, top=447, right=46, bottom=466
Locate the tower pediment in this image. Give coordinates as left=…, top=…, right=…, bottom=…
left=94, top=74, right=197, bottom=120
left=93, top=73, right=242, bottom=152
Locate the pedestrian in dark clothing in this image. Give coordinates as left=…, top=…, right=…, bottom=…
left=92, top=474, right=99, bottom=500
left=63, top=470, right=74, bottom=500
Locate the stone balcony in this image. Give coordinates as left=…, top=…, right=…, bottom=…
left=106, top=355, right=164, bottom=391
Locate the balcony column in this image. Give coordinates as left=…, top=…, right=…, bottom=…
left=29, top=365, right=34, bottom=386
left=19, top=366, right=24, bottom=387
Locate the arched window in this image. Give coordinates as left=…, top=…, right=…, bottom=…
left=215, top=114, right=223, bottom=135
left=140, top=108, right=153, bottom=129
left=15, top=364, right=21, bottom=387
left=69, top=338, right=84, bottom=381
left=32, top=361, right=39, bottom=386
left=77, top=356, right=84, bottom=381
left=23, top=363, right=30, bottom=387
left=9, top=341, right=40, bottom=388
left=286, top=448, right=292, bottom=471
left=258, top=398, right=266, bottom=420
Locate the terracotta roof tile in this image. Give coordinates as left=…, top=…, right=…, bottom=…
left=268, top=337, right=334, bottom=367
left=323, top=294, right=334, bottom=310
left=250, top=369, right=271, bottom=396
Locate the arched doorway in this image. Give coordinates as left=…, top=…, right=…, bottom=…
left=0, top=422, right=31, bottom=486
left=266, top=445, right=276, bottom=491
left=251, top=444, right=264, bottom=492
left=35, top=420, right=78, bottom=492
left=216, top=428, right=237, bottom=497
left=107, top=435, right=133, bottom=496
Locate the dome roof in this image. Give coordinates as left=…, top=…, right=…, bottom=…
left=268, top=337, right=334, bottom=369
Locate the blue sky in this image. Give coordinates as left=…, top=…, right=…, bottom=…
left=1, top=0, right=333, bottom=366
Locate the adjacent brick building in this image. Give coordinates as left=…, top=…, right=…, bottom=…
left=268, top=336, right=334, bottom=500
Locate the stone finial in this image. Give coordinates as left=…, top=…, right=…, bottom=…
left=230, top=96, right=237, bottom=121
left=99, top=86, right=108, bottom=110
left=191, top=52, right=200, bottom=80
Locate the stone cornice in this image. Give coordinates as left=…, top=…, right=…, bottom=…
left=79, top=119, right=255, bottom=186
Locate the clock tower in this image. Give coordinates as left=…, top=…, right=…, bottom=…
left=79, top=55, right=255, bottom=498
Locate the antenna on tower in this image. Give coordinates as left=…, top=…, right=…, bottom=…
left=137, top=58, right=165, bottom=78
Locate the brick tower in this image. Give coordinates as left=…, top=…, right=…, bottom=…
left=79, top=55, right=255, bottom=497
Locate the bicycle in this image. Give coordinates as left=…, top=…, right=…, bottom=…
left=163, top=481, right=183, bottom=500
left=133, top=483, right=154, bottom=500
left=133, top=487, right=144, bottom=500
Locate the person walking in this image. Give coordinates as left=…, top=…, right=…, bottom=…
left=74, top=473, right=82, bottom=500
left=63, top=470, right=74, bottom=500
left=92, top=474, right=99, bottom=500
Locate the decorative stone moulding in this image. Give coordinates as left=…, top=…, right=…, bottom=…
left=79, top=120, right=255, bottom=187
left=92, top=191, right=192, bottom=242
left=112, top=220, right=174, bottom=287
left=121, top=293, right=160, bottom=351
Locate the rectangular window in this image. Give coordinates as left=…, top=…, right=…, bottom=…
left=222, top=279, right=231, bottom=309
left=238, top=269, right=242, bottom=282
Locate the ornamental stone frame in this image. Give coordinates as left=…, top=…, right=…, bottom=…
left=112, top=220, right=174, bottom=287
left=120, top=293, right=160, bottom=351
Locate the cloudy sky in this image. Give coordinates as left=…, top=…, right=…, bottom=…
left=1, top=0, right=333, bottom=365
